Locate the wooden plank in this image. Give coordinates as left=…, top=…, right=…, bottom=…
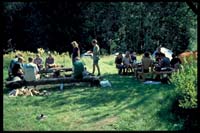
left=5, top=76, right=101, bottom=88
left=136, top=70, right=174, bottom=81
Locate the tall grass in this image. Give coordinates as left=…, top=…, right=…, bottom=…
left=170, top=58, right=197, bottom=109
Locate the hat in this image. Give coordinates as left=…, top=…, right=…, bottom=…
left=18, top=56, right=24, bottom=61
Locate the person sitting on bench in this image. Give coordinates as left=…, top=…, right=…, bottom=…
left=141, top=52, right=154, bottom=73
left=72, top=57, right=84, bottom=79
left=136, top=52, right=153, bottom=80
left=160, top=53, right=171, bottom=68
left=23, top=57, right=40, bottom=81
left=34, top=54, right=43, bottom=70
left=8, top=54, right=22, bottom=80
left=115, top=52, right=125, bottom=75
left=45, top=53, right=57, bottom=69
left=122, top=51, right=133, bottom=74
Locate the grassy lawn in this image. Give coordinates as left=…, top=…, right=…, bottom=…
left=3, top=51, right=184, bottom=131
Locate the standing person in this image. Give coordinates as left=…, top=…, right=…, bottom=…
left=71, top=41, right=80, bottom=64
left=91, top=39, right=101, bottom=76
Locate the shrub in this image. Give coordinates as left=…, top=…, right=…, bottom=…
left=170, top=59, right=197, bottom=109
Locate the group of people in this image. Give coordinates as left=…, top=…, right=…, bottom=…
left=115, top=51, right=137, bottom=75
left=8, top=54, right=41, bottom=81
left=8, top=52, right=58, bottom=81
left=70, top=39, right=101, bottom=79
left=8, top=39, right=101, bottom=81
left=115, top=46, right=182, bottom=76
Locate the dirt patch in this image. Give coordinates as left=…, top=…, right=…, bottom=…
left=92, top=116, right=118, bottom=130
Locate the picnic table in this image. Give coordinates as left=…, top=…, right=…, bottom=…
left=39, top=67, right=72, bottom=74
left=136, top=67, right=175, bottom=82
left=38, top=67, right=73, bottom=78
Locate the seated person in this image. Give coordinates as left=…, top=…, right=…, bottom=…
left=12, top=56, right=24, bottom=80
left=130, top=51, right=137, bottom=63
left=136, top=52, right=153, bottom=80
left=170, top=54, right=181, bottom=69
left=154, top=46, right=165, bottom=64
left=141, top=52, right=154, bottom=73
left=155, top=53, right=171, bottom=81
left=8, top=54, right=20, bottom=79
left=23, top=57, right=40, bottom=81
left=45, top=53, right=56, bottom=69
left=115, top=52, right=125, bottom=75
left=123, top=51, right=133, bottom=73
left=34, top=54, right=43, bottom=70
left=159, top=53, right=171, bottom=68
left=72, top=57, right=84, bottom=79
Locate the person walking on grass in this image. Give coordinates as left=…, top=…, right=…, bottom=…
left=91, top=39, right=101, bottom=76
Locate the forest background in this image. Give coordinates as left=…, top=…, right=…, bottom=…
left=2, top=2, right=198, bottom=56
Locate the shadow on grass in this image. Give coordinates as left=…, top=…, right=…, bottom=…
left=20, top=74, right=173, bottom=114
left=4, top=73, right=177, bottom=129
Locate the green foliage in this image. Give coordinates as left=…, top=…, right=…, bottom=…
left=2, top=2, right=197, bottom=54
left=170, top=60, right=197, bottom=109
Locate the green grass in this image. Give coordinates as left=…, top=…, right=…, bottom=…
left=3, top=51, right=184, bottom=131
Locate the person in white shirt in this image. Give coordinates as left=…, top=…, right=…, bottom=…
left=122, top=51, right=133, bottom=74
left=23, top=57, right=40, bottom=81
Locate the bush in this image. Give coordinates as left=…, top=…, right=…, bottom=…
left=170, top=59, right=197, bottom=109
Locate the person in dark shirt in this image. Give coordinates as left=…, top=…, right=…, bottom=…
left=12, top=56, right=24, bottom=79
left=130, top=51, right=137, bottom=63
left=72, top=57, right=84, bottom=79
left=45, top=53, right=55, bottom=69
left=154, top=46, right=165, bottom=63
left=71, top=41, right=80, bottom=64
left=170, top=54, right=182, bottom=69
left=115, top=52, right=125, bottom=74
left=160, top=53, right=171, bottom=68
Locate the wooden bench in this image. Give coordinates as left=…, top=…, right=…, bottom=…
left=137, top=70, right=174, bottom=82
left=137, top=71, right=153, bottom=81
left=5, top=76, right=101, bottom=89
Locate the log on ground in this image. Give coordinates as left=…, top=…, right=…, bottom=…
left=5, top=76, right=101, bottom=88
